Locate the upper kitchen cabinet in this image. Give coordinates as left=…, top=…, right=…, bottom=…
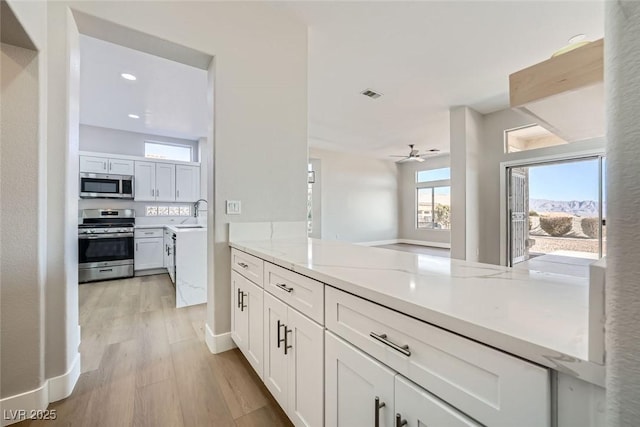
left=134, top=161, right=176, bottom=202
left=510, top=39, right=604, bottom=142
left=80, top=155, right=134, bottom=175
left=175, top=165, right=200, bottom=202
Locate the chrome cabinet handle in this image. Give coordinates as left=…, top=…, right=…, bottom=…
left=237, top=262, right=249, bottom=269
left=156, top=189, right=159, bottom=197
left=375, top=397, right=386, bottom=427
left=237, top=287, right=242, bottom=309
left=395, top=414, right=407, bottom=427
left=103, top=161, right=107, bottom=170
left=99, top=268, right=113, bottom=273
left=277, top=320, right=285, bottom=348
left=151, top=189, right=154, bottom=197
left=177, top=190, right=180, bottom=198
left=136, top=243, right=139, bottom=251
left=370, top=332, right=411, bottom=357
left=276, top=283, right=293, bottom=293
left=284, top=325, right=292, bottom=355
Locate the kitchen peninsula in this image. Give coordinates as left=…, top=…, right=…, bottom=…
left=228, top=222, right=606, bottom=427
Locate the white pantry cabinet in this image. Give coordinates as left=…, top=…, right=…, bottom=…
left=80, top=155, right=134, bottom=175
left=134, top=237, right=164, bottom=270
left=263, top=292, right=323, bottom=427
left=175, top=165, right=200, bottom=202
left=231, top=271, right=264, bottom=377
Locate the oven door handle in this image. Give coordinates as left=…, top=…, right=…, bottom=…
left=78, top=233, right=134, bottom=239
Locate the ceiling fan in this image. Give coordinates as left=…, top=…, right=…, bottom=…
left=390, top=144, right=440, bottom=163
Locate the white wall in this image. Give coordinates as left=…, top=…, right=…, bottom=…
left=310, top=148, right=399, bottom=243
left=79, top=124, right=200, bottom=161
left=398, top=155, right=451, bottom=245
left=605, top=1, right=640, bottom=423
left=40, top=1, right=308, bottom=385
left=0, top=42, right=44, bottom=399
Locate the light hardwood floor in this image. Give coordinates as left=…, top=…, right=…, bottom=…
left=16, top=274, right=291, bottom=427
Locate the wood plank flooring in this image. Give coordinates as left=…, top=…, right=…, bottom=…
left=15, top=274, right=291, bottom=427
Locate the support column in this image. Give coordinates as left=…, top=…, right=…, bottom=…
left=605, top=1, right=640, bottom=424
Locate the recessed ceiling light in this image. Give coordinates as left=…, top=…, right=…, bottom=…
left=568, top=34, right=586, bottom=44
left=361, top=89, right=383, bottom=99
left=121, top=73, right=137, bottom=81
left=128, top=114, right=140, bottom=119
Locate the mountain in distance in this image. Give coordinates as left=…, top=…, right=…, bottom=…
left=529, top=199, right=603, bottom=217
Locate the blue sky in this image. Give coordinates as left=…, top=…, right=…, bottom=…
left=529, top=159, right=603, bottom=201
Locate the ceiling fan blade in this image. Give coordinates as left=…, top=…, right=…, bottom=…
left=415, top=157, right=425, bottom=162
left=396, top=157, right=412, bottom=163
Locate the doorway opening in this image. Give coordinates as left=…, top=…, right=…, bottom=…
left=507, top=156, right=606, bottom=277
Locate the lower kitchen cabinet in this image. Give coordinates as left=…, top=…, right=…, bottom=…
left=263, top=292, right=323, bottom=427
left=231, top=271, right=264, bottom=377
left=326, top=331, right=480, bottom=427
left=134, top=237, right=164, bottom=270
left=395, top=376, right=479, bottom=427
left=325, top=331, right=395, bottom=427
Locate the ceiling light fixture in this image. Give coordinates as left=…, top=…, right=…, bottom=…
left=128, top=114, right=140, bottom=119
left=361, top=89, right=382, bottom=99
left=121, top=73, right=137, bottom=81
left=568, top=34, right=586, bottom=44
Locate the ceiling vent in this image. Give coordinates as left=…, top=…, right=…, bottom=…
left=361, top=89, right=382, bottom=99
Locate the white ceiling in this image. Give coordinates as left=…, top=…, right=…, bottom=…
left=275, top=1, right=604, bottom=158
left=79, top=3, right=604, bottom=156
left=79, top=35, right=208, bottom=141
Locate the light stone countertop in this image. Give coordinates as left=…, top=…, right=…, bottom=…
left=134, top=224, right=206, bottom=233
left=229, top=237, right=605, bottom=386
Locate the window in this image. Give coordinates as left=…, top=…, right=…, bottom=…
left=417, top=187, right=451, bottom=229
left=505, top=125, right=567, bottom=153
left=417, top=167, right=450, bottom=182
left=416, top=167, right=451, bottom=230
left=145, top=141, right=192, bottom=162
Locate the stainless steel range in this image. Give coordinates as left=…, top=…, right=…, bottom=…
left=78, top=209, right=135, bottom=283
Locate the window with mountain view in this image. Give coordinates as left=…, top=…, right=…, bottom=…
left=508, top=156, right=606, bottom=271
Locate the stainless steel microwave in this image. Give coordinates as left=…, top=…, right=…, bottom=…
left=79, top=173, right=134, bottom=199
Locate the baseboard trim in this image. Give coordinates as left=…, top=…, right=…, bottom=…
left=357, top=238, right=451, bottom=249
left=205, top=324, right=237, bottom=354
left=48, top=352, right=81, bottom=402
left=356, top=239, right=399, bottom=246
left=0, top=352, right=81, bottom=426
left=0, top=383, right=48, bottom=427
left=399, top=239, right=451, bottom=249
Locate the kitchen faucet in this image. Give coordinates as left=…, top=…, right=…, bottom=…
left=193, top=199, right=208, bottom=218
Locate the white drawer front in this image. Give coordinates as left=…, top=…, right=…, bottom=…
left=134, top=228, right=164, bottom=238
left=264, top=262, right=324, bottom=325
left=231, top=249, right=264, bottom=286
left=325, top=286, right=550, bottom=427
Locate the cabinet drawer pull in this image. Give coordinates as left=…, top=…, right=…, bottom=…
left=277, top=320, right=286, bottom=348
left=375, top=397, right=385, bottom=427
left=237, top=262, right=249, bottom=269
left=395, top=414, right=407, bottom=427
left=241, top=291, right=247, bottom=311
left=237, top=288, right=242, bottom=308
left=370, top=332, right=411, bottom=357
left=276, top=283, right=294, bottom=293
left=99, top=268, right=113, bottom=273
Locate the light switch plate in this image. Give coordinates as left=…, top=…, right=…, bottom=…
left=226, top=200, right=241, bottom=215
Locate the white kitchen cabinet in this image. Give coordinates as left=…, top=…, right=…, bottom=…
left=155, top=163, right=176, bottom=202
left=80, top=155, right=108, bottom=173
left=135, top=161, right=176, bottom=202
left=263, top=292, right=323, bottom=427
left=325, top=331, right=395, bottom=427
left=134, top=237, right=164, bottom=270
left=80, top=155, right=134, bottom=175
left=175, top=165, right=200, bottom=202
left=108, top=158, right=134, bottom=175
left=395, top=375, right=480, bottom=427
left=264, top=292, right=289, bottom=409
left=231, top=272, right=264, bottom=377
left=164, top=229, right=172, bottom=269
left=134, top=161, right=156, bottom=201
